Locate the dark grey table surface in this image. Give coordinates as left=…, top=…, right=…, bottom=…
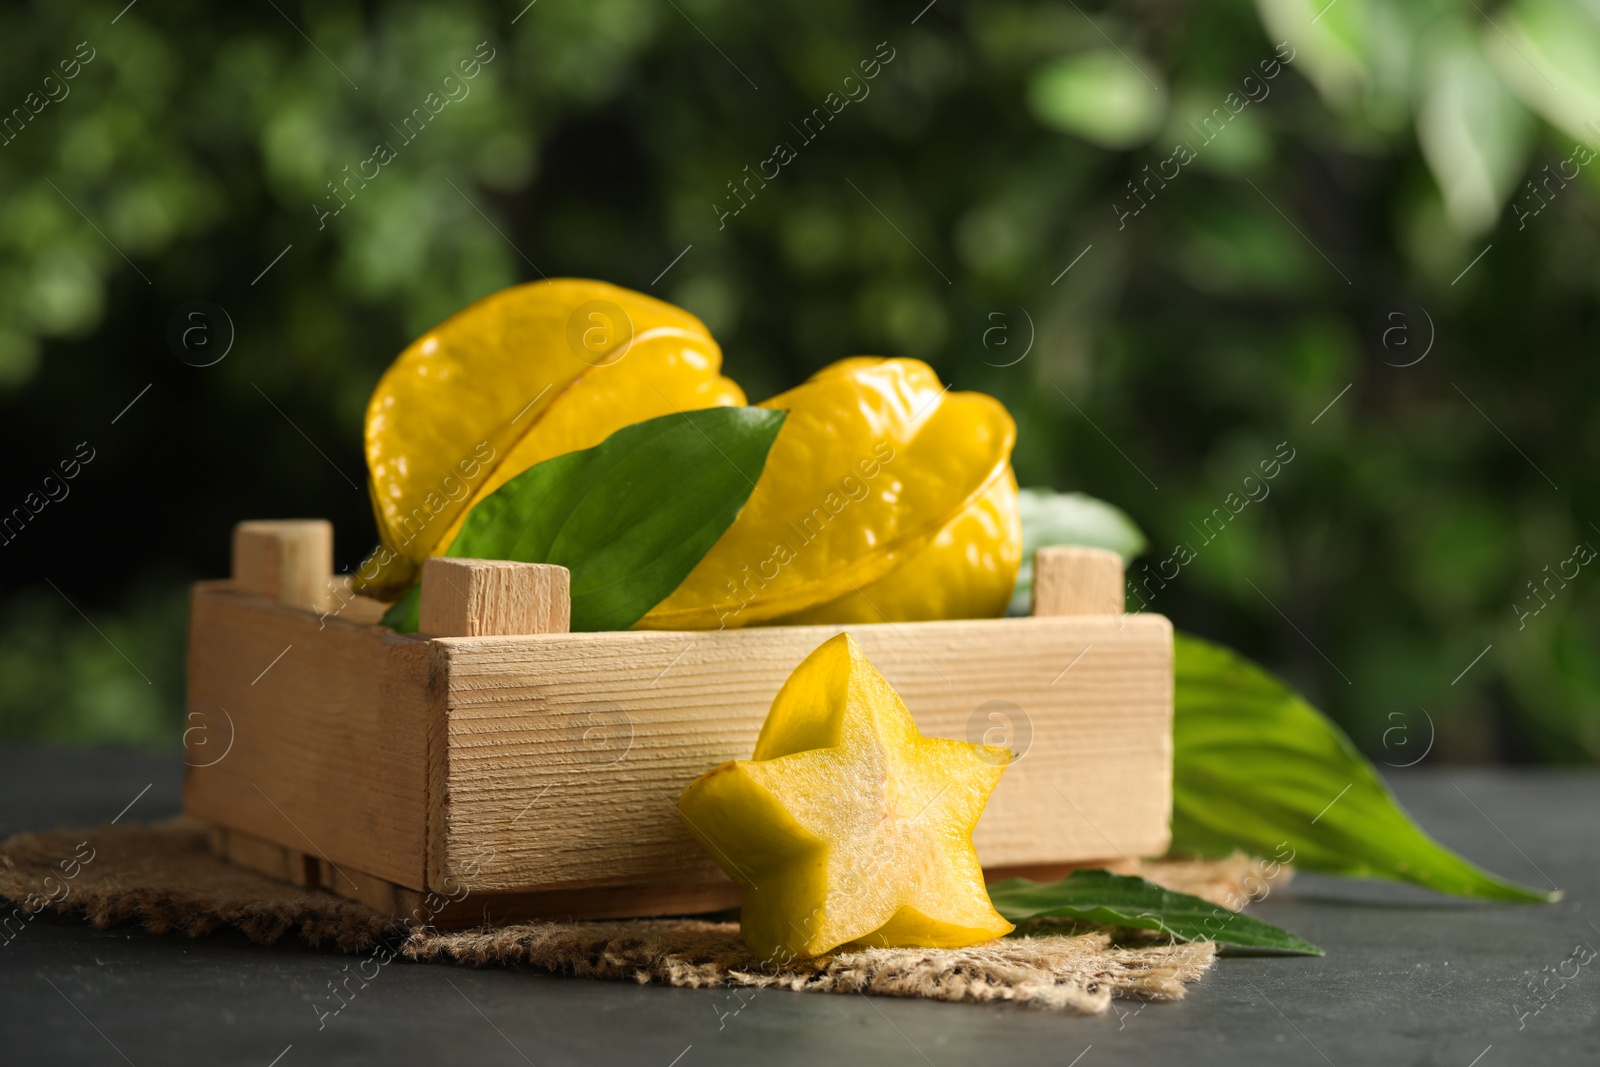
left=0, top=747, right=1595, bottom=1066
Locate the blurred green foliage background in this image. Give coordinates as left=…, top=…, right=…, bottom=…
left=1, top=0, right=1596, bottom=763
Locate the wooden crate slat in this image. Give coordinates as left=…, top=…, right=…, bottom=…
left=429, top=615, right=1172, bottom=894
left=206, top=823, right=744, bottom=924
left=184, top=583, right=433, bottom=889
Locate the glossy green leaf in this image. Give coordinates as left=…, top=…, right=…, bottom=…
left=382, top=408, right=786, bottom=633
left=1017, top=505, right=1557, bottom=900
left=989, top=868, right=1322, bottom=954
left=1009, top=488, right=1148, bottom=614
left=1173, top=633, right=1557, bottom=902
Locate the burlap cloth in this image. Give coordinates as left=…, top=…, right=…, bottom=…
left=0, top=819, right=1288, bottom=1014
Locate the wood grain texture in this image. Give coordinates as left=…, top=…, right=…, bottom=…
left=183, top=582, right=434, bottom=889
left=325, top=575, right=392, bottom=626
left=232, top=520, right=334, bottom=612
left=419, top=558, right=570, bottom=637
left=429, top=615, right=1173, bottom=894
left=1032, top=546, right=1127, bottom=616
left=418, top=880, right=744, bottom=926
left=204, top=822, right=741, bottom=924
left=209, top=825, right=319, bottom=888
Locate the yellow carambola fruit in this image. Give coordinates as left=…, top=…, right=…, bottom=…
left=677, top=633, right=1014, bottom=961
left=772, top=468, right=1022, bottom=625
left=360, top=279, right=743, bottom=596
left=638, top=358, right=1018, bottom=629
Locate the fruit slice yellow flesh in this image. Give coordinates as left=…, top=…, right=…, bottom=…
left=360, top=278, right=737, bottom=595
left=677, top=633, right=1014, bottom=961
left=637, top=359, right=1016, bottom=629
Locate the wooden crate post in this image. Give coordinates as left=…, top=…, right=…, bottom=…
left=231, top=520, right=333, bottom=612
left=419, top=558, right=571, bottom=637
left=1031, top=546, right=1125, bottom=616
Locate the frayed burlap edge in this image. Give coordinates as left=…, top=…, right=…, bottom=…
left=1, top=818, right=1287, bottom=1013
left=403, top=920, right=1217, bottom=1012
left=0, top=819, right=391, bottom=951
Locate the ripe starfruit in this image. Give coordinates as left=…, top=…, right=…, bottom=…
left=772, top=468, right=1022, bottom=625
left=638, top=358, right=1020, bottom=629
left=677, top=633, right=1014, bottom=961
left=360, top=279, right=743, bottom=596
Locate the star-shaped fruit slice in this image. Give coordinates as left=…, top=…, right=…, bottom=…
left=677, top=633, right=1014, bottom=961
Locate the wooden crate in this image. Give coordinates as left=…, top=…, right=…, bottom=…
left=185, top=520, right=1173, bottom=926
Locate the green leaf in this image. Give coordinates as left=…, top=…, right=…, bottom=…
left=1416, top=21, right=1534, bottom=236
left=1014, top=499, right=1554, bottom=901
left=1173, top=632, right=1558, bottom=903
left=1028, top=49, right=1166, bottom=149
left=1009, top=488, right=1148, bottom=614
left=378, top=588, right=421, bottom=634
left=1253, top=0, right=1374, bottom=111
left=989, top=868, right=1322, bottom=955
left=381, top=407, right=786, bottom=633
left=1490, top=0, right=1600, bottom=146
